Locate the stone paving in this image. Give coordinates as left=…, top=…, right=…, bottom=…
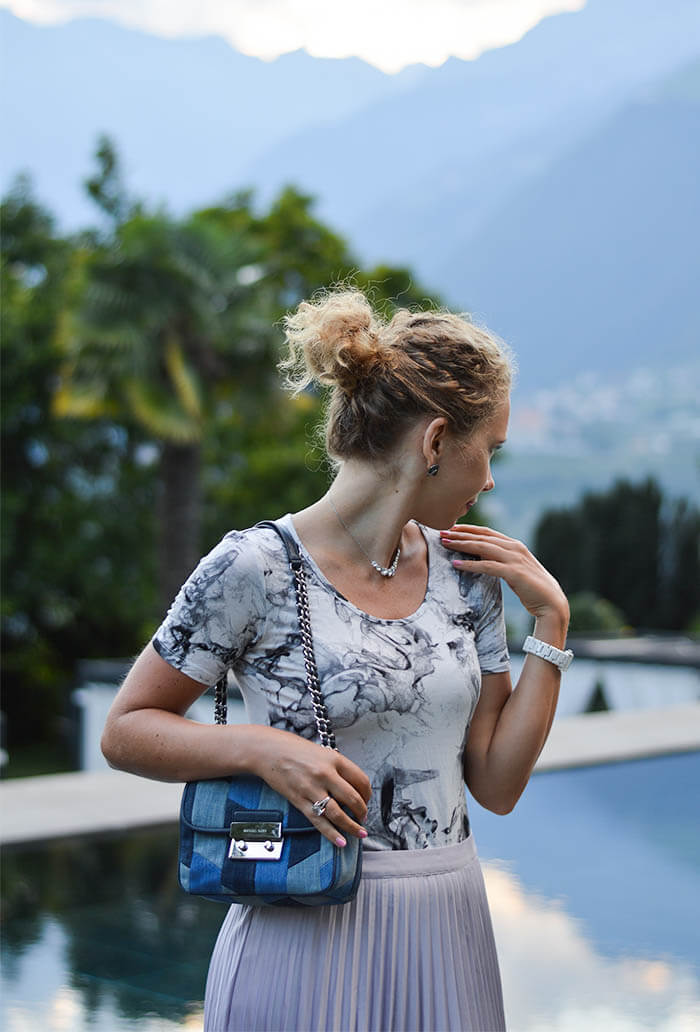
left=1, top=704, right=699, bottom=846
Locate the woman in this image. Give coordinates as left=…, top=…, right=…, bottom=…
left=102, top=287, right=571, bottom=1032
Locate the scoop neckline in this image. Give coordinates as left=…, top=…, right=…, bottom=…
left=281, top=513, right=433, bottom=625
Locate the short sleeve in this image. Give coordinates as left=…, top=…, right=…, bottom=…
left=151, top=529, right=267, bottom=687
left=472, top=574, right=510, bottom=674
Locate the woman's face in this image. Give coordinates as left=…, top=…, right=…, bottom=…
left=422, top=397, right=510, bottom=530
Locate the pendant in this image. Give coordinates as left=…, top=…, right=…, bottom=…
left=370, top=548, right=401, bottom=578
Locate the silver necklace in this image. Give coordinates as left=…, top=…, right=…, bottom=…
left=326, top=494, right=401, bottom=578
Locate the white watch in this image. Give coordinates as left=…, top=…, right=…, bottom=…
left=522, top=635, right=574, bottom=672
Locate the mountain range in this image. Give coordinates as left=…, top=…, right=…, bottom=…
left=2, top=1, right=699, bottom=390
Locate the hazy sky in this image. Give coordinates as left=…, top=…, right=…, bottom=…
left=2, top=0, right=586, bottom=72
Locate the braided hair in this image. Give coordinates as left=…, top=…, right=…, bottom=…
left=281, top=286, right=514, bottom=463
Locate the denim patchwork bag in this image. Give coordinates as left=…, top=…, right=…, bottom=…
left=178, top=521, right=363, bottom=907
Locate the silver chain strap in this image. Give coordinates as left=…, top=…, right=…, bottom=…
left=290, top=553, right=337, bottom=750
left=214, top=681, right=228, bottom=726
left=213, top=522, right=337, bottom=751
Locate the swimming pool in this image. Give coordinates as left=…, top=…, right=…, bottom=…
left=2, top=751, right=698, bottom=1031
left=474, top=751, right=700, bottom=1030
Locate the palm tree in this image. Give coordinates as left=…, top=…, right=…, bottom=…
left=56, top=139, right=448, bottom=610
left=55, top=140, right=276, bottom=607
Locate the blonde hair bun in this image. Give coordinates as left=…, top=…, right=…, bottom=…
left=281, top=283, right=513, bottom=464
left=282, top=288, right=391, bottom=394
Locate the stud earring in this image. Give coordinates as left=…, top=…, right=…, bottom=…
left=427, top=464, right=440, bottom=477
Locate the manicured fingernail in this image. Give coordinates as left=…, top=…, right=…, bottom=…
left=336, top=836, right=347, bottom=847
left=358, top=829, right=368, bottom=838
left=452, top=559, right=462, bottom=568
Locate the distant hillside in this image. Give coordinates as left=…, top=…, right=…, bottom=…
left=4, top=0, right=699, bottom=238
left=2, top=2, right=699, bottom=389
left=0, top=10, right=426, bottom=227
left=435, top=73, right=700, bottom=389
left=243, top=0, right=700, bottom=244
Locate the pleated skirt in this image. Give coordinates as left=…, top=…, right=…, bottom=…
left=204, top=834, right=505, bottom=1032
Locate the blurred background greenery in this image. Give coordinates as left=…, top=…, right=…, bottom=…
left=1, top=138, right=451, bottom=769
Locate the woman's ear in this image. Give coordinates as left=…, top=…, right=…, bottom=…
left=422, top=417, right=448, bottom=466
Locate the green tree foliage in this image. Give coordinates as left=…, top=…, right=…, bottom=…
left=56, top=140, right=282, bottom=606
left=584, top=681, right=610, bottom=713
left=2, top=139, right=446, bottom=759
left=1, top=177, right=158, bottom=749
left=661, top=497, right=700, bottom=630
left=534, top=477, right=700, bottom=631
left=58, top=142, right=447, bottom=606
left=567, top=592, right=627, bottom=634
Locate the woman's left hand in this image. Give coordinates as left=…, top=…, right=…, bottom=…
left=440, top=524, right=569, bottom=623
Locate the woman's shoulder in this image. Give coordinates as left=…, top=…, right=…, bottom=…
left=178, top=520, right=288, bottom=600
left=420, top=522, right=502, bottom=607
left=210, top=517, right=290, bottom=557
left=153, top=522, right=292, bottom=683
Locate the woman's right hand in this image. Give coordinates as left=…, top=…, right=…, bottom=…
left=249, top=726, right=372, bottom=847
left=101, top=645, right=371, bottom=846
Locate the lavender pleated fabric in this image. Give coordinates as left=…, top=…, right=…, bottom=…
left=204, top=835, right=505, bottom=1032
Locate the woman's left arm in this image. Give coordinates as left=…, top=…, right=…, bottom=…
left=440, top=524, right=570, bottom=815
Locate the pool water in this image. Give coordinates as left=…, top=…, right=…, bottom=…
left=1, top=829, right=216, bottom=1030
left=2, top=752, right=699, bottom=1031
left=473, top=751, right=700, bottom=1031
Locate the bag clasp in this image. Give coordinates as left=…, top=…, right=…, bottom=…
left=228, top=820, right=284, bottom=861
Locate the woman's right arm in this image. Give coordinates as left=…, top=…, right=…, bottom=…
left=101, top=642, right=371, bottom=846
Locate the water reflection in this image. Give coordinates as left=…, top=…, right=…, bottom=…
left=473, top=751, right=700, bottom=964
left=1, top=830, right=218, bottom=1031
left=2, top=755, right=699, bottom=1032
left=483, top=863, right=700, bottom=1031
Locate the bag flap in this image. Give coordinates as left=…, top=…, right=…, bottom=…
left=181, top=777, right=317, bottom=835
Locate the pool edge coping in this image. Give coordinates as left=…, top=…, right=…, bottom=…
left=1, top=703, right=699, bottom=847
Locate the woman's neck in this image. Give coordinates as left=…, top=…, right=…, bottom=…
left=294, top=460, right=417, bottom=573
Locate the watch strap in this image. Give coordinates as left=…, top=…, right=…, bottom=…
left=522, top=635, right=574, bottom=672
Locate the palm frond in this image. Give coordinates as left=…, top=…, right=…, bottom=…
left=164, top=334, right=202, bottom=420
left=52, top=373, right=114, bottom=419
left=124, top=379, right=202, bottom=443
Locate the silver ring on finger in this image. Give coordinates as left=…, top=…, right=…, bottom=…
left=311, top=795, right=332, bottom=816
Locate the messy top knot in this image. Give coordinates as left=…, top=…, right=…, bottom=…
left=282, top=288, right=392, bottom=394
left=281, top=285, right=514, bottom=463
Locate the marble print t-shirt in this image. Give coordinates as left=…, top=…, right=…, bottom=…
left=152, top=515, right=510, bottom=851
